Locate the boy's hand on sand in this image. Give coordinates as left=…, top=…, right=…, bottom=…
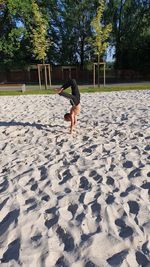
left=69, top=127, right=73, bottom=134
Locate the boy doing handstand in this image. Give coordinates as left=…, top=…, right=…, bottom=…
left=55, top=79, right=80, bottom=134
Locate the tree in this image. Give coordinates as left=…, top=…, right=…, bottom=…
left=0, top=0, right=49, bottom=71
left=0, top=0, right=34, bottom=70
left=105, top=0, right=150, bottom=71
left=90, top=0, right=112, bottom=86
left=1, top=0, right=149, bottom=75
left=0, top=0, right=26, bottom=69
left=46, top=0, right=99, bottom=67
left=30, top=1, right=48, bottom=63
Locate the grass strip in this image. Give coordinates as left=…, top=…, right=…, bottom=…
left=0, top=84, right=150, bottom=96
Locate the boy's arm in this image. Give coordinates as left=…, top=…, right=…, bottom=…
left=70, top=110, right=75, bottom=134
left=74, top=115, right=77, bottom=126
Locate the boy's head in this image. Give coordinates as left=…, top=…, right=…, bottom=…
left=64, top=113, right=71, bottom=121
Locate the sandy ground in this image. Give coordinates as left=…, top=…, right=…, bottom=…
left=0, top=90, right=150, bottom=267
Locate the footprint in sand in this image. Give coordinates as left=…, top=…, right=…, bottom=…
left=55, top=256, right=68, bottom=267
left=0, top=209, right=20, bottom=236
left=120, top=185, right=136, bottom=198
left=38, top=166, right=48, bottom=181
left=142, top=241, right=150, bottom=256
left=26, top=177, right=50, bottom=202
left=123, top=160, right=133, bottom=168
left=144, top=145, right=150, bottom=151
left=79, top=176, right=91, bottom=190
left=41, top=194, right=50, bottom=202
left=45, top=207, right=59, bottom=230
left=64, top=187, right=71, bottom=193
left=59, top=169, right=73, bottom=185
left=1, top=238, right=20, bottom=263
left=135, top=251, right=150, bottom=267
left=30, top=181, right=38, bottom=191
left=31, top=233, right=42, bottom=247
left=0, top=177, right=9, bottom=194
left=0, top=197, right=9, bottom=211
left=85, top=260, right=96, bottom=267
left=56, top=226, right=75, bottom=252
left=90, top=201, right=101, bottom=223
left=128, top=200, right=140, bottom=215
left=25, top=198, right=37, bottom=213
left=75, top=212, right=85, bottom=225
left=68, top=203, right=78, bottom=219
left=128, top=168, right=141, bottom=179
left=107, top=249, right=128, bottom=266
left=78, top=192, right=86, bottom=204
left=89, top=170, right=103, bottom=184
left=106, top=176, right=115, bottom=186
left=115, top=218, right=133, bottom=238
left=105, top=194, right=115, bottom=205
left=141, top=182, right=150, bottom=195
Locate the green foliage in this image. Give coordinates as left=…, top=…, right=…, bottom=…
left=0, top=27, right=24, bottom=56
left=46, top=0, right=99, bottom=66
left=105, top=0, right=150, bottom=71
left=0, top=0, right=31, bottom=69
left=29, top=1, right=48, bottom=62
left=0, top=0, right=50, bottom=68
left=90, top=0, right=112, bottom=57
left=0, top=0, right=149, bottom=72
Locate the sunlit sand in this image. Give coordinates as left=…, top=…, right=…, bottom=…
left=0, top=90, right=150, bottom=267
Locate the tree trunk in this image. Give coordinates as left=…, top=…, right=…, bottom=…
left=98, top=53, right=100, bottom=87
left=80, top=37, right=85, bottom=70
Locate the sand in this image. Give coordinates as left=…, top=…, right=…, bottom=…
left=0, top=90, right=150, bottom=267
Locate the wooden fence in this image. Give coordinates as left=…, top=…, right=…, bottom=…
left=0, top=65, right=149, bottom=85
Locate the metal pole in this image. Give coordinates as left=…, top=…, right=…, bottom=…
left=93, top=64, right=95, bottom=87
left=38, top=65, right=41, bottom=90
left=69, top=67, right=71, bottom=79
left=62, top=67, right=63, bottom=80
left=48, top=65, right=51, bottom=87
left=104, top=63, right=106, bottom=86
left=44, top=65, right=48, bottom=89
left=98, top=54, right=100, bottom=87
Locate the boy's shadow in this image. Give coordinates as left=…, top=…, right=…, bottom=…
left=0, top=120, right=66, bottom=133
left=0, top=121, right=46, bottom=130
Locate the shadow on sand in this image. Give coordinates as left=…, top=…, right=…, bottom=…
left=0, top=121, right=47, bottom=130
left=0, top=120, right=66, bottom=134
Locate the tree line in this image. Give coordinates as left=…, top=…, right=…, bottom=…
left=0, top=0, right=149, bottom=72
